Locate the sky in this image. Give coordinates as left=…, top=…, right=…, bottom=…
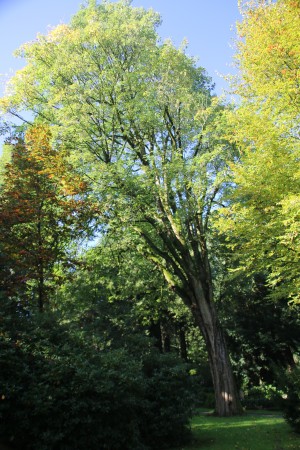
left=0, top=0, right=242, bottom=97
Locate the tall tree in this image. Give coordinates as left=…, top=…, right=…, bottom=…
left=0, top=125, right=95, bottom=311
left=0, top=1, right=242, bottom=415
left=218, top=0, right=300, bottom=302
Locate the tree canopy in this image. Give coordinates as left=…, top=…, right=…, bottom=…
left=0, top=0, right=243, bottom=415
left=218, top=0, right=300, bottom=302
left=0, top=125, right=96, bottom=310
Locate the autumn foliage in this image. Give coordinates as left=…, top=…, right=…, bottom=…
left=0, top=125, right=96, bottom=311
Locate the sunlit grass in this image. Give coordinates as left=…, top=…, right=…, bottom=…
left=171, top=410, right=300, bottom=450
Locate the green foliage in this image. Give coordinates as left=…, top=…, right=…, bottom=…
left=0, top=294, right=195, bottom=450
left=219, top=0, right=300, bottom=303
left=0, top=144, right=12, bottom=185
left=282, top=366, right=300, bottom=434
left=57, top=235, right=206, bottom=363
left=0, top=126, right=96, bottom=310
left=140, top=352, right=194, bottom=448
left=216, top=271, right=300, bottom=409
left=242, top=384, right=285, bottom=410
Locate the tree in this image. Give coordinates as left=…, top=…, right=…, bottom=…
left=219, top=272, right=299, bottom=389
left=1, top=0, right=242, bottom=415
left=0, top=125, right=96, bottom=311
left=218, top=0, right=300, bottom=302
left=57, top=230, right=205, bottom=364
left=0, top=144, right=12, bottom=184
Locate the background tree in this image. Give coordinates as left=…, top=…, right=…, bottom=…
left=57, top=230, right=206, bottom=364
left=1, top=0, right=242, bottom=415
left=0, top=144, right=12, bottom=184
left=0, top=125, right=96, bottom=311
left=219, top=272, right=299, bottom=397
left=218, top=0, right=300, bottom=302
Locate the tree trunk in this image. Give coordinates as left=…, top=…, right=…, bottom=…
left=37, top=215, right=44, bottom=313
left=189, top=281, right=243, bottom=416
left=149, top=321, right=163, bottom=353
left=161, top=322, right=171, bottom=353
left=177, top=322, right=188, bottom=361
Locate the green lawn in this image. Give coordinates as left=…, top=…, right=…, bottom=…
left=172, top=410, right=300, bottom=450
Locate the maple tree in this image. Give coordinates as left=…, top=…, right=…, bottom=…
left=0, top=124, right=96, bottom=311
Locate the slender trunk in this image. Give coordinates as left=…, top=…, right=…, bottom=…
left=178, top=322, right=188, bottom=361
left=190, top=285, right=243, bottom=416
left=38, top=261, right=44, bottom=313
left=161, top=322, right=171, bottom=353
left=149, top=321, right=163, bottom=352
left=37, top=215, right=44, bottom=313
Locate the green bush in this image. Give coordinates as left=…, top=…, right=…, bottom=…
left=282, top=367, right=300, bottom=434
left=140, top=353, right=194, bottom=448
left=0, top=305, right=194, bottom=449
left=0, top=323, right=144, bottom=449
left=241, top=383, right=285, bottom=410
left=187, top=364, right=214, bottom=409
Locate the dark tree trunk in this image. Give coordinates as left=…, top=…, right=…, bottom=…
left=38, top=265, right=44, bottom=313
left=189, top=279, right=243, bottom=416
left=177, top=322, right=188, bottom=361
left=149, top=321, right=163, bottom=352
left=161, top=322, right=171, bottom=353
left=37, top=216, right=44, bottom=313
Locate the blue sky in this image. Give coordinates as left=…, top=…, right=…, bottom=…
left=0, top=0, right=241, bottom=97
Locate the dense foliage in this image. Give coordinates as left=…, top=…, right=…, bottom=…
left=218, top=0, right=300, bottom=302
left=218, top=272, right=300, bottom=409
left=0, top=125, right=96, bottom=311
left=0, top=294, right=195, bottom=450
left=282, top=367, right=300, bottom=434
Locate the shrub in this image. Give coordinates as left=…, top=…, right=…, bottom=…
left=0, top=319, right=145, bottom=449
left=242, top=384, right=284, bottom=410
left=187, top=364, right=214, bottom=409
left=0, top=306, right=195, bottom=449
left=141, top=353, right=194, bottom=448
left=282, top=367, right=300, bottom=434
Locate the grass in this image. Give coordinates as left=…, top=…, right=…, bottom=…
left=172, top=409, right=300, bottom=450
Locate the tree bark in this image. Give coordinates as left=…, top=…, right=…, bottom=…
left=190, top=281, right=243, bottom=416
left=177, top=322, right=188, bottom=361
left=160, top=322, right=171, bottom=353
left=143, top=229, right=243, bottom=415
left=149, top=321, right=163, bottom=353
left=37, top=216, right=44, bottom=313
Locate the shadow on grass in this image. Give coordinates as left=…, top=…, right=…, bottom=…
left=171, top=411, right=300, bottom=450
